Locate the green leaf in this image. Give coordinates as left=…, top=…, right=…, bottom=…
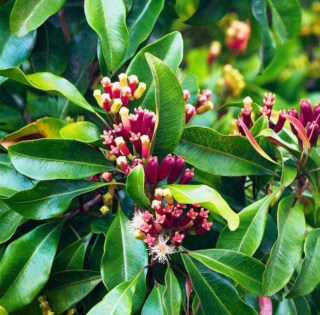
left=44, top=270, right=101, bottom=315
left=30, top=22, right=67, bottom=75
left=165, top=184, right=239, bottom=231
left=87, top=270, right=144, bottom=315
left=175, top=126, right=278, bottom=177
left=0, top=117, right=67, bottom=149
left=0, top=306, right=8, bottom=315
left=180, top=72, right=199, bottom=106
left=127, top=32, right=183, bottom=111
left=287, top=296, right=311, bottom=315
left=60, top=121, right=102, bottom=143
left=125, top=0, right=164, bottom=60
left=84, top=0, right=129, bottom=75
left=188, top=249, right=265, bottom=295
left=101, top=208, right=147, bottom=312
left=217, top=190, right=280, bottom=255
left=8, top=139, right=115, bottom=180
left=0, top=67, right=96, bottom=113
left=287, top=229, right=320, bottom=298
left=0, top=200, right=23, bottom=244
left=126, top=165, right=151, bottom=209
left=146, top=54, right=185, bottom=161
left=3, top=180, right=109, bottom=220
left=0, top=1, right=36, bottom=84
left=182, top=255, right=258, bottom=315
left=0, top=164, right=35, bottom=197
left=52, top=234, right=92, bottom=272
left=0, top=221, right=63, bottom=313
left=251, top=0, right=276, bottom=68
left=268, top=0, right=301, bottom=42
left=10, top=0, right=66, bottom=37
left=141, top=284, right=166, bottom=315
left=262, top=196, right=305, bottom=296
left=162, top=267, right=181, bottom=315
left=185, top=0, right=234, bottom=25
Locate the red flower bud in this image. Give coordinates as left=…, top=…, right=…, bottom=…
left=101, top=77, right=113, bottom=98
left=263, top=92, right=275, bottom=111
left=110, top=145, right=120, bottom=157
left=185, top=104, right=196, bottom=123
left=140, top=223, right=155, bottom=236
left=179, top=168, right=194, bottom=184
left=202, top=89, right=212, bottom=100
left=146, top=156, right=159, bottom=185
left=129, top=114, right=139, bottom=134
left=167, top=156, right=185, bottom=184
left=142, top=211, right=154, bottom=224
left=144, top=234, right=155, bottom=246
left=128, top=75, right=139, bottom=94
left=171, top=207, right=183, bottom=227
left=196, top=219, right=212, bottom=235
left=274, top=109, right=286, bottom=133
left=314, top=103, right=320, bottom=124
left=180, top=208, right=198, bottom=226
left=196, top=94, right=207, bottom=108
left=113, top=123, right=130, bottom=141
left=101, top=93, right=111, bottom=111
left=130, top=132, right=142, bottom=155
left=115, top=137, right=131, bottom=156
left=241, top=107, right=253, bottom=128
left=101, top=130, right=115, bottom=146
left=183, top=90, right=191, bottom=101
left=157, top=154, right=176, bottom=181
left=288, top=108, right=299, bottom=136
left=172, top=232, right=185, bottom=246
left=307, top=121, right=319, bottom=147
left=260, top=106, right=271, bottom=118
left=112, top=82, right=121, bottom=99
left=121, top=86, right=132, bottom=107
left=149, top=116, right=156, bottom=140
left=152, top=200, right=163, bottom=215
left=140, top=112, right=154, bottom=135
left=135, top=107, right=145, bottom=131
left=194, top=208, right=209, bottom=226
left=300, top=98, right=314, bottom=127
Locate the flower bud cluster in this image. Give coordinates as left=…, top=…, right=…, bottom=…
left=207, top=41, right=222, bottom=65
left=184, top=89, right=214, bottom=123
left=217, top=64, right=245, bottom=98
left=287, top=99, right=319, bottom=147
left=225, top=20, right=251, bottom=53
left=128, top=189, right=212, bottom=263
left=94, top=73, right=146, bottom=114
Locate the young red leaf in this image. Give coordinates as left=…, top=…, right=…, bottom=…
left=285, top=115, right=310, bottom=150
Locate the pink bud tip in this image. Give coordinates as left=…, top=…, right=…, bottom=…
left=185, top=104, right=196, bottom=123
left=179, top=168, right=194, bottom=184
left=144, top=234, right=155, bottom=246
left=142, top=211, right=153, bottom=224
left=112, top=82, right=122, bottom=98
left=183, top=90, right=191, bottom=101
left=202, top=89, right=212, bottom=100
left=172, top=232, right=185, bottom=246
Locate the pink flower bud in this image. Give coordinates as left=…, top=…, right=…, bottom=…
left=226, top=20, right=251, bottom=53
left=300, top=98, right=315, bottom=127
left=119, top=107, right=131, bottom=131
left=115, top=137, right=131, bottom=156
left=274, top=110, right=286, bottom=133
left=314, top=103, right=320, bottom=124
left=288, top=108, right=299, bottom=136
left=263, top=92, right=275, bottom=111
left=149, top=115, right=156, bottom=140
left=155, top=188, right=163, bottom=201
left=130, top=133, right=142, bottom=154
left=146, top=156, right=159, bottom=185
left=101, top=172, right=113, bottom=182
left=307, top=121, right=319, bottom=147
left=144, top=234, right=155, bottom=246
left=101, top=77, right=113, bottom=98
left=180, top=208, right=198, bottom=226
left=101, top=93, right=111, bottom=111
left=241, top=107, right=253, bottom=128
left=196, top=219, right=213, bottom=235
left=112, top=82, right=122, bottom=99
left=116, top=156, right=129, bottom=172
left=183, top=90, right=191, bottom=101
left=135, top=107, right=145, bottom=131
left=179, top=168, right=194, bottom=184
left=140, top=135, right=150, bottom=158
left=157, top=154, right=176, bottom=181
left=194, top=208, right=209, bottom=226
left=128, top=75, right=139, bottom=94
left=171, top=207, right=183, bottom=227
left=113, top=123, right=130, bottom=141
left=140, top=223, right=155, bottom=236
left=110, top=145, right=120, bottom=157
left=185, top=104, right=196, bottom=123
left=202, top=89, right=212, bottom=100
left=142, top=211, right=153, bottom=224
left=152, top=200, right=163, bottom=215
left=129, top=114, right=139, bottom=134
left=167, top=156, right=185, bottom=184
left=196, top=94, right=207, bottom=108
left=121, top=86, right=132, bottom=107
left=260, top=106, right=271, bottom=118
left=172, top=232, right=185, bottom=246
left=101, top=130, right=114, bottom=146
left=140, top=112, right=154, bottom=135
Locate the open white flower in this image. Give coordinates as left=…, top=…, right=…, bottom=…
left=127, top=210, right=145, bottom=232
left=148, top=235, right=175, bottom=264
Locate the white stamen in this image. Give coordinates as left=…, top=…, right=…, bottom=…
left=148, top=235, right=175, bottom=264
left=127, top=210, right=145, bottom=232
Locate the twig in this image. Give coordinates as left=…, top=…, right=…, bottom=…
left=58, top=8, right=71, bottom=43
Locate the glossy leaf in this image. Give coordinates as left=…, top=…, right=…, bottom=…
left=146, top=54, right=185, bottom=161
left=262, top=196, right=305, bottom=296
left=141, top=285, right=166, bottom=315
left=165, top=184, right=239, bottom=231
left=84, top=0, right=128, bottom=75
left=125, top=0, right=164, bottom=60
left=0, top=2, right=36, bottom=84
left=251, top=0, right=276, bottom=67
left=0, top=117, right=67, bottom=149
left=44, top=270, right=101, bottom=315
left=268, top=0, right=301, bottom=42
left=127, top=32, right=183, bottom=111
left=10, top=0, right=66, bottom=37
left=185, top=0, right=234, bottom=25
left=162, top=267, right=182, bottom=315
left=188, top=249, right=265, bottom=295
left=0, top=221, right=63, bottom=313
left=217, top=190, right=280, bottom=256
left=60, top=121, right=102, bottom=143
left=52, top=234, right=92, bottom=272
left=101, top=208, right=147, bottom=310
left=126, top=165, right=151, bottom=209
left=175, top=126, right=278, bottom=176
left=0, top=68, right=96, bottom=113
left=87, top=270, right=144, bottom=315
left=287, top=229, right=320, bottom=298
left=0, top=164, right=35, bottom=197
left=180, top=72, right=199, bottom=106
left=30, top=22, right=67, bottom=75
left=8, top=139, right=115, bottom=180
left=3, top=180, right=109, bottom=220
left=0, top=200, right=23, bottom=244
left=182, top=255, right=258, bottom=315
